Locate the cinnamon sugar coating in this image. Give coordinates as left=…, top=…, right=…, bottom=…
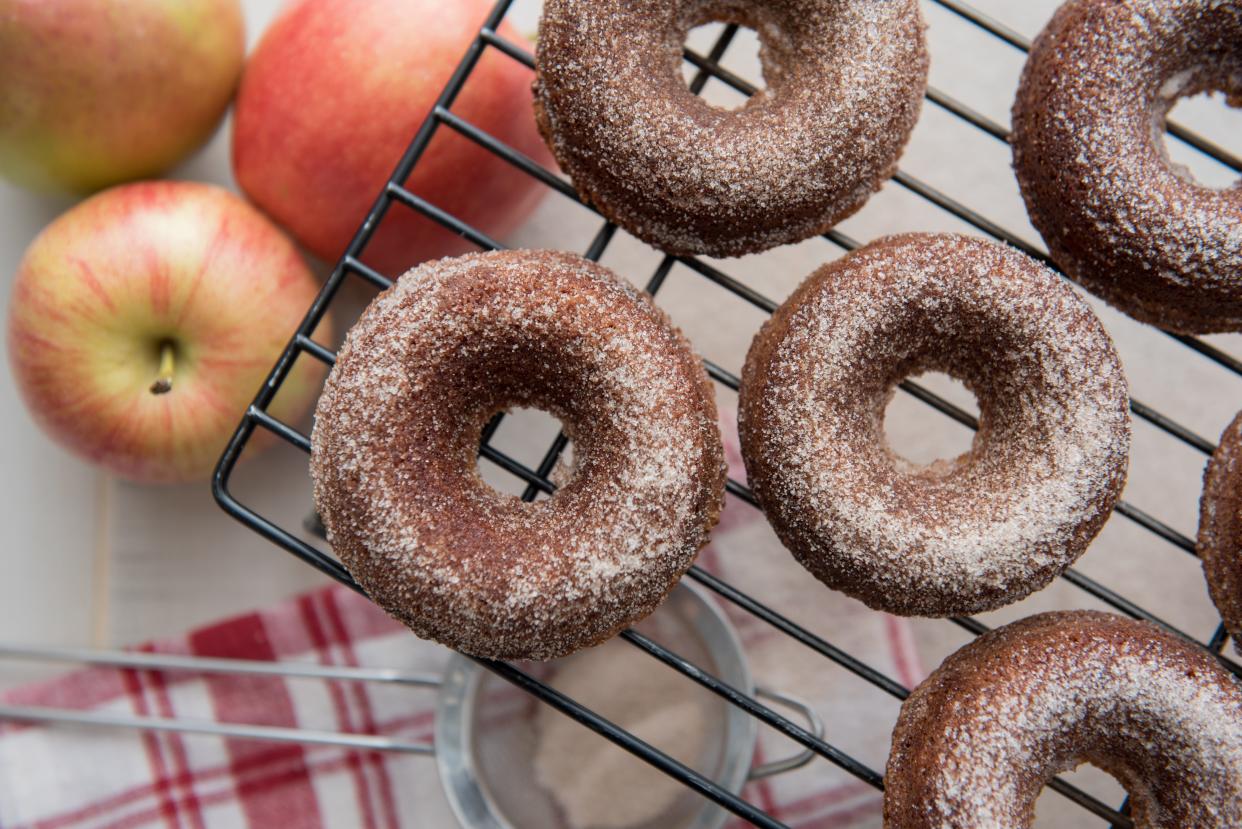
left=885, top=611, right=1242, bottom=828
left=738, top=234, right=1130, bottom=617
left=310, top=250, right=725, bottom=661
left=533, top=0, right=928, bottom=258
left=1198, top=411, right=1242, bottom=656
left=1011, top=0, right=1242, bottom=334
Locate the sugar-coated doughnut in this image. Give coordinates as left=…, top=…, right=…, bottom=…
left=311, top=250, right=725, bottom=660
left=533, top=0, right=928, bottom=257
left=739, top=234, right=1130, bottom=617
left=1012, top=0, right=1242, bottom=334
left=1198, top=410, right=1242, bottom=656
left=886, top=611, right=1242, bottom=828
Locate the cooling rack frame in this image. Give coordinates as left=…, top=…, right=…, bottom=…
left=212, top=2, right=1242, bottom=827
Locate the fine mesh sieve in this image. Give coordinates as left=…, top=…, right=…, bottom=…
left=434, top=584, right=819, bottom=829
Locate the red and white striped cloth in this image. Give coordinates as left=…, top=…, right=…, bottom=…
left=0, top=419, right=924, bottom=829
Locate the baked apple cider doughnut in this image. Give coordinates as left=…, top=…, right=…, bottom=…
left=1012, top=0, right=1242, bottom=334
left=885, top=611, right=1242, bottom=828
left=311, top=250, right=726, bottom=660
left=1198, top=410, right=1242, bottom=656
left=739, top=234, right=1130, bottom=617
left=533, top=0, right=928, bottom=257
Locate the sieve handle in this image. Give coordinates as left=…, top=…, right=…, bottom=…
left=0, top=642, right=443, bottom=756
left=747, top=687, right=825, bottom=781
left=0, top=704, right=437, bottom=755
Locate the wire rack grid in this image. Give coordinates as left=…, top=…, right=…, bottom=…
left=212, top=2, right=1242, bottom=828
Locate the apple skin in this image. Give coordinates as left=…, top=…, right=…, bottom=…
left=7, top=181, right=330, bottom=483
left=0, top=0, right=245, bottom=194
left=232, top=0, right=553, bottom=275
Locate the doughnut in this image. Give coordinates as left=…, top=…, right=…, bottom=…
left=1198, top=410, right=1242, bottom=656
left=885, top=611, right=1242, bottom=828
left=738, top=233, right=1131, bottom=617
left=532, top=0, right=928, bottom=258
left=1011, top=0, right=1242, bottom=334
left=310, top=250, right=725, bottom=660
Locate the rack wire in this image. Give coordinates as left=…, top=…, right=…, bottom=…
left=212, top=2, right=1242, bottom=827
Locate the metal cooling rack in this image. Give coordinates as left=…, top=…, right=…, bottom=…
left=211, top=2, right=1242, bottom=827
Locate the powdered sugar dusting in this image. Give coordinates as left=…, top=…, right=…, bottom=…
left=1012, top=0, right=1242, bottom=334
left=310, top=250, right=725, bottom=661
left=533, top=0, right=928, bottom=257
left=738, top=234, right=1131, bottom=617
left=886, top=611, right=1242, bottom=827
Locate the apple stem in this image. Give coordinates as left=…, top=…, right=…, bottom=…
left=150, top=342, right=176, bottom=395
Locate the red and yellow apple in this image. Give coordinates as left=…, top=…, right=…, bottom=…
left=0, top=0, right=245, bottom=193
left=7, top=181, right=330, bottom=483
left=232, top=0, right=553, bottom=275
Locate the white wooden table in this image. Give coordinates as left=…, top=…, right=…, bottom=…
left=1, top=0, right=1238, bottom=706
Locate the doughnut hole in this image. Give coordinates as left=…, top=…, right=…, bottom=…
left=681, top=21, right=764, bottom=110
left=1032, top=766, right=1126, bottom=827
left=476, top=407, right=574, bottom=501
left=1159, top=85, right=1242, bottom=190
left=882, top=372, right=979, bottom=472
